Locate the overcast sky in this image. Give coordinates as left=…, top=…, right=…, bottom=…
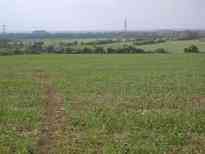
left=0, top=0, right=204, bottom=32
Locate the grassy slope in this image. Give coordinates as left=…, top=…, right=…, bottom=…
left=138, top=40, right=205, bottom=53
left=0, top=54, right=205, bottom=153
left=98, top=40, right=205, bottom=53
left=27, top=38, right=205, bottom=53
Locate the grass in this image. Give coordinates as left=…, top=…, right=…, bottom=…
left=0, top=53, right=205, bottom=153
left=137, top=40, right=205, bottom=53
left=22, top=38, right=205, bottom=53
left=100, top=40, right=205, bottom=53
left=0, top=62, right=41, bottom=153
left=49, top=38, right=205, bottom=53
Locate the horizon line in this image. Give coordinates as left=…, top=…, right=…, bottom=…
left=2, top=28, right=205, bottom=34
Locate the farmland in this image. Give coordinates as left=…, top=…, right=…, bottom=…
left=1, top=38, right=205, bottom=55
left=1, top=0, right=204, bottom=153
left=34, top=39, right=205, bottom=53
left=42, top=39, right=205, bottom=53
left=0, top=52, right=205, bottom=153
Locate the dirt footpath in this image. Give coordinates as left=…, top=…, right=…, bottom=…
left=34, top=71, right=66, bottom=154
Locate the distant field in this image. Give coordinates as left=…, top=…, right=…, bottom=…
left=18, top=38, right=205, bottom=53
left=0, top=54, right=205, bottom=153
left=31, top=38, right=102, bottom=45
left=39, top=39, right=205, bottom=53
left=100, top=40, right=205, bottom=53
left=137, top=40, right=205, bottom=53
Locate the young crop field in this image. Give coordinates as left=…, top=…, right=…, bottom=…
left=0, top=54, right=205, bottom=153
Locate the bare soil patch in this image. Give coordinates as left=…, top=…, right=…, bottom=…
left=192, top=96, right=205, bottom=104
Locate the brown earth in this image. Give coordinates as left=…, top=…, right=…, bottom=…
left=34, top=70, right=66, bottom=154
left=192, top=96, right=205, bottom=104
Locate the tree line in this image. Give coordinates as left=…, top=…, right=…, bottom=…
left=0, top=39, right=201, bottom=56
left=0, top=30, right=203, bottom=40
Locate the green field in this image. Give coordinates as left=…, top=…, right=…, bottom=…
left=45, top=39, right=205, bottom=53
left=1, top=54, right=205, bottom=153
left=136, top=40, right=205, bottom=53
left=98, top=40, right=205, bottom=53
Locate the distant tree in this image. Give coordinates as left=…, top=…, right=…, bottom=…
left=107, top=47, right=116, bottom=54
left=30, top=41, right=44, bottom=54
left=0, top=49, right=13, bottom=56
left=13, top=48, right=25, bottom=55
left=73, top=41, right=78, bottom=46
left=65, top=47, right=74, bottom=54
left=0, top=39, right=9, bottom=48
left=82, top=47, right=93, bottom=53
left=134, top=48, right=145, bottom=53
left=80, top=42, right=84, bottom=46
left=94, top=47, right=105, bottom=54
left=184, top=45, right=199, bottom=53
left=46, top=45, right=55, bottom=53
left=154, top=48, right=168, bottom=53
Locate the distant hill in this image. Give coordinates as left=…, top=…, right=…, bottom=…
left=1, top=30, right=205, bottom=40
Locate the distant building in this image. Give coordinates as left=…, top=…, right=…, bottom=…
left=32, top=30, right=49, bottom=35
left=31, top=30, right=50, bottom=39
